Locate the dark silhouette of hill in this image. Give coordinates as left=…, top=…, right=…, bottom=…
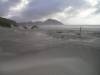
left=42, top=19, right=64, bottom=25
left=0, top=17, right=17, bottom=28
left=33, top=19, right=64, bottom=25
left=18, top=19, right=64, bottom=26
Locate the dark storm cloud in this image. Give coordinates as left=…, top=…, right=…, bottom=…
left=11, top=0, right=86, bottom=22
left=0, top=0, right=20, bottom=17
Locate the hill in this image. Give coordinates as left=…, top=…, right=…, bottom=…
left=42, top=19, right=64, bottom=25
left=0, top=17, right=17, bottom=28
left=18, top=19, right=64, bottom=26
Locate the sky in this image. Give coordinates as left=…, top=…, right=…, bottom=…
left=0, top=0, right=100, bottom=25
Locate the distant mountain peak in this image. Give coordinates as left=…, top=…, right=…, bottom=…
left=43, top=19, right=63, bottom=25
left=45, top=19, right=59, bottom=21
left=18, top=19, right=64, bottom=26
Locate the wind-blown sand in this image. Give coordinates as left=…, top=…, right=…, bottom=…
left=0, top=27, right=100, bottom=75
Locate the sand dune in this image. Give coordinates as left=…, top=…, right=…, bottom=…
left=0, top=28, right=99, bottom=75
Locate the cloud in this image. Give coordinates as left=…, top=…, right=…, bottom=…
left=5, top=0, right=29, bottom=19
left=59, top=7, right=99, bottom=25
left=53, top=7, right=99, bottom=25
left=2, top=0, right=86, bottom=22
left=49, top=0, right=100, bottom=25
left=66, top=14, right=100, bottom=25
left=0, top=0, right=100, bottom=24
left=0, top=0, right=20, bottom=17
left=85, top=0, right=99, bottom=7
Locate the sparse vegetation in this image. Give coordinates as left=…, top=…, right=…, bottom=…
left=0, top=17, right=17, bottom=28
